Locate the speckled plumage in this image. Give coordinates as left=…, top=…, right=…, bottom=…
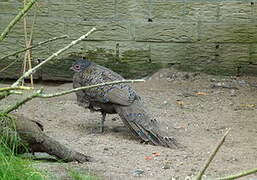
left=72, top=59, right=178, bottom=148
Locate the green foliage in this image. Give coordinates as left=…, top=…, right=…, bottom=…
left=0, top=113, right=47, bottom=180
left=103, top=62, right=166, bottom=78
left=68, top=170, right=98, bottom=180
left=0, top=147, right=47, bottom=180
left=0, top=114, right=22, bottom=154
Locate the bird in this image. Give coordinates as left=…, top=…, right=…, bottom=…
left=71, top=58, right=179, bottom=148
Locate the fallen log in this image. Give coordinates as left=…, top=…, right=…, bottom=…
left=0, top=114, right=92, bottom=163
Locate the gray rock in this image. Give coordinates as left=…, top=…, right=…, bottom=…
left=133, top=169, right=144, bottom=176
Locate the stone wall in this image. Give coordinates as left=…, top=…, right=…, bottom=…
left=0, top=0, right=257, bottom=80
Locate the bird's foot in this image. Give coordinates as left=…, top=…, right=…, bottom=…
left=99, top=125, right=104, bottom=133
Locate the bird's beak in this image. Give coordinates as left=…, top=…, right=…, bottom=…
left=70, top=66, right=74, bottom=71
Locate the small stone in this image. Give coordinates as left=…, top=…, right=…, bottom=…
left=166, top=77, right=173, bottom=82
left=162, top=164, right=171, bottom=169
left=190, top=168, right=196, bottom=172
left=238, top=80, right=247, bottom=86
left=185, top=176, right=192, bottom=180
left=210, top=82, right=237, bottom=89
left=162, top=161, right=172, bottom=169
left=133, top=169, right=144, bottom=176
left=183, top=74, right=190, bottom=80
left=58, top=101, right=64, bottom=104
left=229, top=89, right=236, bottom=97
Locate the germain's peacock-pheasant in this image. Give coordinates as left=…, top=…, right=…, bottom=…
left=71, top=59, right=178, bottom=148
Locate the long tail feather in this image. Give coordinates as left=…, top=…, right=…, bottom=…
left=114, top=99, right=178, bottom=148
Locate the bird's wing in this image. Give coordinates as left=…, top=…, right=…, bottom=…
left=103, top=85, right=136, bottom=106
left=80, top=65, right=137, bottom=106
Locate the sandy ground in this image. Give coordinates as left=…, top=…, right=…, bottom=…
left=1, top=68, right=257, bottom=180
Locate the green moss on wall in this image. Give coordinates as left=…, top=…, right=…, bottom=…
left=102, top=62, right=167, bottom=79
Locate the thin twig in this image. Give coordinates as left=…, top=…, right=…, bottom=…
left=39, top=79, right=145, bottom=98
left=0, top=35, right=68, bottom=61
left=26, top=0, right=38, bottom=87
left=11, top=27, right=96, bottom=88
left=0, top=0, right=38, bottom=42
left=194, top=129, right=231, bottom=180
left=0, top=59, right=19, bottom=73
left=1, top=28, right=95, bottom=100
left=0, top=86, right=32, bottom=92
left=22, top=0, right=29, bottom=86
left=3, top=79, right=145, bottom=114
left=22, top=0, right=37, bottom=86
left=3, top=88, right=43, bottom=114
left=213, top=167, right=257, bottom=180
left=0, top=89, right=25, bottom=100
left=0, top=91, right=19, bottom=100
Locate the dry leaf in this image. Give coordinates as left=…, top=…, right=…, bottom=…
left=174, top=124, right=187, bottom=129
left=196, top=92, right=207, bottom=96
left=176, top=100, right=184, bottom=105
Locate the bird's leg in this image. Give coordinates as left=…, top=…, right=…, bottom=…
left=100, top=111, right=106, bottom=133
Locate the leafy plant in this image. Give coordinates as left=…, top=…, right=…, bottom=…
left=0, top=113, right=47, bottom=180
left=68, top=169, right=98, bottom=180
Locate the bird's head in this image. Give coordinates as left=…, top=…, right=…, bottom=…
left=70, top=59, right=91, bottom=73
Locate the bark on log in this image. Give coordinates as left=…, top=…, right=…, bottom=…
left=4, top=114, right=92, bottom=163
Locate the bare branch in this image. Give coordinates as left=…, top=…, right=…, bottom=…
left=0, top=59, right=19, bottom=73
left=3, top=88, right=43, bottom=114
left=0, top=91, right=23, bottom=100
left=0, top=86, right=32, bottom=92
left=3, top=79, right=145, bottom=114
left=21, top=0, right=38, bottom=86
left=0, top=35, right=68, bottom=62
left=0, top=0, right=38, bottom=42
left=0, top=86, right=32, bottom=100
left=39, top=79, right=145, bottom=98
left=11, top=27, right=96, bottom=88
left=194, top=129, right=231, bottom=180
left=214, top=167, right=257, bottom=180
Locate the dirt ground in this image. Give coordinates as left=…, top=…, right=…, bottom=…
left=1, top=68, right=257, bottom=180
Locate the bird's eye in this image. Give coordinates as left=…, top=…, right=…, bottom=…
left=74, top=65, right=80, bottom=70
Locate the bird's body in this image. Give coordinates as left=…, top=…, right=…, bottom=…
left=71, top=59, right=178, bottom=148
